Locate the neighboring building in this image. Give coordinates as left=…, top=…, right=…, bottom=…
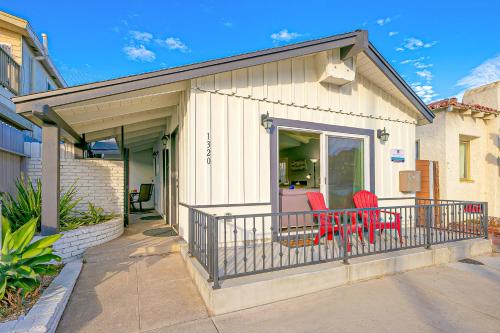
left=416, top=81, right=500, bottom=217
left=13, top=30, right=435, bottom=235
left=0, top=10, right=66, bottom=194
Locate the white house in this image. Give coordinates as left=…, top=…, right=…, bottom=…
left=13, top=30, right=436, bottom=237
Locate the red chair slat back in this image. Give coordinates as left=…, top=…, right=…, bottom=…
left=353, top=190, right=380, bottom=221
left=353, top=190, right=379, bottom=209
left=306, top=192, right=329, bottom=225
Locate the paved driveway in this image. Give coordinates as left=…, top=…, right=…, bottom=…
left=57, top=216, right=499, bottom=333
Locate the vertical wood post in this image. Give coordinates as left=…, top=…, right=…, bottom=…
left=41, top=124, right=60, bottom=235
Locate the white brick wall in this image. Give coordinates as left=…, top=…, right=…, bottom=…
left=32, top=217, right=124, bottom=262
left=27, top=158, right=124, bottom=214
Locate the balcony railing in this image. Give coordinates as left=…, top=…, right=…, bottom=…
left=188, top=198, right=488, bottom=289
left=0, top=47, right=20, bottom=95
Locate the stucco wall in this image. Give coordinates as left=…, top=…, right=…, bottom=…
left=416, top=110, right=499, bottom=217
left=27, top=158, right=124, bottom=214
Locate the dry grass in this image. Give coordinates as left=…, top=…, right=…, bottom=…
left=0, top=265, right=63, bottom=323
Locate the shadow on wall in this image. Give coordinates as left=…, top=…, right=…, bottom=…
left=486, top=133, right=500, bottom=177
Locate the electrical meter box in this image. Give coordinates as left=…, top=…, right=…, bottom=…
left=399, top=171, right=421, bottom=192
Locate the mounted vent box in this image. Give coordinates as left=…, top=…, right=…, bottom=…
left=399, top=171, right=421, bottom=193
left=315, top=49, right=355, bottom=86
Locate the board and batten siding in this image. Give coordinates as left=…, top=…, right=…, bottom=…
left=181, top=53, right=418, bottom=213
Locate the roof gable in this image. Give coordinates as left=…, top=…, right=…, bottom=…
left=13, top=30, right=433, bottom=122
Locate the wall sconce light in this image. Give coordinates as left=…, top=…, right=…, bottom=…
left=161, top=134, right=169, bottom=146
left=377, top=127, right=390, bottom=142
left=261, top=112, right=273, bottom=133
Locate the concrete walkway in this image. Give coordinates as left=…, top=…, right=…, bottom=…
left=167, top=254, right=500, bottom=333
left=58, top=215, right=499, bottom=332
left=57, top=213, right=212, bottom=333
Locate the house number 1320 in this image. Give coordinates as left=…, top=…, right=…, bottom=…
left=206, top=133, right=211, bottom=164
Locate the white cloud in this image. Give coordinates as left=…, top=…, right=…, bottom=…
left=388, top=31, right=399, bottom=37
left=416, top=69, right=433, bottom=82
left=166, top=37, right=189, bottom=52
left=376, top=17, right=391, bottom=26
left=414, top=62, right=433, bottom=69
left=155, top=37, right=190, bottom=52
left=223, top=21, right=233, bottom=27
left=401, top=37, right=437, bottom=51
left=123, top=45, right=156, bottom=62
left=400, top=57, right=433, bottom=69
left=396, top=47, right=404, bottom=52
left=271, top=29, right=301, bottom=42
left=411, top=82, right=438, bottom=103
left=129, top=30, right=153, bottom=42
left=456, top=54, right=500, bottom=89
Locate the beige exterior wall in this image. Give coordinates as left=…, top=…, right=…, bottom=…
left=417, top=111, right=499, bottom=217
left=0, top=26, right=22, bottom=63
left=175, top=52, right=421, bottom=239
left=0, top=15, right=64, bottom=195
left=463, top=81, right=500, bottom=109
left=0, top=149, right=21, bottom=194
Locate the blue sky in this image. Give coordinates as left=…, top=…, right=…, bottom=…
left=2, top=0, right=499, bottom=103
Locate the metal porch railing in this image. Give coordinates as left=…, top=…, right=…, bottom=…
left=0, top=47, right=20, bottom=95
left=188, top=198, right=488, bottom=289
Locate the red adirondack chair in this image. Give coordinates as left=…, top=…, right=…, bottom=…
left=353, top=190, right=402, bottom=244
left=306, top=192, right=363, bottom=247
left=464, top=204, right=482, bottom=213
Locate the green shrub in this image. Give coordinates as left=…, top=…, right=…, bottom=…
left=81, top=203, right=116, bottom=225
left=0, top=177, right=41, bottom=231
left=0, top=217, right=62, bottom=304
left=0, top=177, right=82, bottom=232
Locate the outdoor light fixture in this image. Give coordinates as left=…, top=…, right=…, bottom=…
left=261, top=112, right=273, bottom=133
left=377, top=127, right=390, bottom=142
left=161, top=134, right=169, bottom=146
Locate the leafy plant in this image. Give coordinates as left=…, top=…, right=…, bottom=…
left=0, top=177, right=82, bottom=232
left=0, top=177, right=41, bottom=231
left=80, top=203, right=116, bottom=225
left=0, top=217, right=62, bottom=303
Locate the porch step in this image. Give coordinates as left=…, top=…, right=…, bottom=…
left=181, top=239, right=492, bottom=315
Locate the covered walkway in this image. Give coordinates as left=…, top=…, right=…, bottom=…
left=56, top=213, right=210, bottom=333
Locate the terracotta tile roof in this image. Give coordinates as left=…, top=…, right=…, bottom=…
left=428, top=97, right=499, bottom=114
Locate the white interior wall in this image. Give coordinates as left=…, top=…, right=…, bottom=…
left=129, top=149, right=155, bottom=209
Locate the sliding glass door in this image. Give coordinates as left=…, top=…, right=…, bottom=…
left=327, top=136, right=365, bottom=209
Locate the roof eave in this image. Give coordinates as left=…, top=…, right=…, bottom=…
left=13, top=30, right=433, bottom=122
left=365, top=43, right=434, bottom=123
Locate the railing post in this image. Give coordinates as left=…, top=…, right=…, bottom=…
left=213, top=215, right=220, bottom=289
left=483, top=202, right=489, bottom=239
left=342, top=211, right=349, bottom=264
left=188, top=207, right=193, bottom=256
left=425, top=205, right=432, bottom=249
